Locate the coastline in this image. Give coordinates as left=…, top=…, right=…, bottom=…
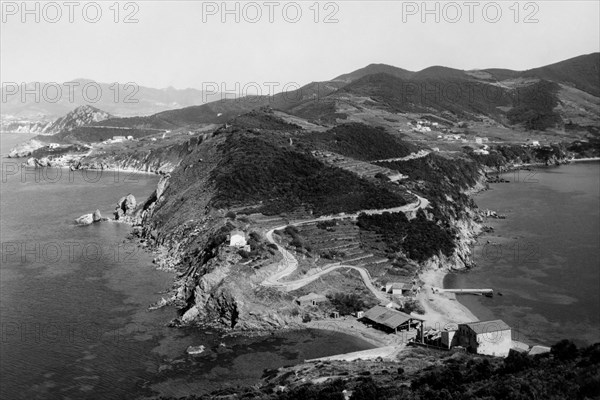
left=571, top=157, right=600, bottom=163
left=4, top=156, right=168, bottom=177
left=417, top=267, right=479, bottom=328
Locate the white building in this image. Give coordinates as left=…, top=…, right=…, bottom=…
left=532, top=141, right=540, bottom=147
left=474, top=137, right=483, bottom=144
left=386, top=282, right=414, bottom=296
left=457, top=320, right=512, bottom=357
left=229, top=230, right=247, bottom=247
left=112, top=136, right=126, bottom=142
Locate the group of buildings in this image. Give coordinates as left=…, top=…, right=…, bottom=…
left=103, top=135, right=134, bottom=144
left=294, top=288, right=513, bottom=357
left=233, top=226, right=513, bottom=358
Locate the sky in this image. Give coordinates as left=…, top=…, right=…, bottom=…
left=1, top=0, right=599, bottom=91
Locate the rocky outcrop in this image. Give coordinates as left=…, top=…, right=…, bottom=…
left=75, top=214, right=94, bottom=225
left=92, top=209, right=103, bottom=222
left=8, top=140, right=46, bottom=158
left=171, top=245, right=303, bottom=331
left=41, top=105, right=112, bottom=134
left=114, top=194, right=138, bottom=222
left=26, top=157, right=52, bottom=167
left=75, top=209, right=107, bottom=225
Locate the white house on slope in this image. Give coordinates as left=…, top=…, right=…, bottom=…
left=229, top=230, right=247, bottom=247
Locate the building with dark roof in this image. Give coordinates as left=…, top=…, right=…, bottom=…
left=362, top=305, right=423, bottom=338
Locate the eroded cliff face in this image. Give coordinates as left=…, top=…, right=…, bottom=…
left=421, top=210, right=482, bottom=275
left=175, top=247, right=304, bottom=331
left=126, top=133, right=305, bottom=331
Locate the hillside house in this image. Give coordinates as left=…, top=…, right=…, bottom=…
left=296, top=293, right=328, bottom=306
left=229, top=230, right=247, bottom=247
left=112, top=136, right=126, bottom=142
left=386, top=282, right=414, bottom=297
left=457, top=320, right=511, bottom=357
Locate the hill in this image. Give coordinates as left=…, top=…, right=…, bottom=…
left=522, top=53, right=600, bottom=97
left=334, top=63, right=415, bottom=83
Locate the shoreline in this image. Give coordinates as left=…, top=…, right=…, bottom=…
left=3, top=156, right=168, bottom=177
left=571, top=157, right=600, bottom=163
left=417, top=267, right=479, bottom=328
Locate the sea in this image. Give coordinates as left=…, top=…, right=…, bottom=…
left=0, top=133, right=374, bottom=400
left=446, top=162, right=600, bottom=347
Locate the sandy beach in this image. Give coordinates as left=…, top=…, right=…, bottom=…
left=416, top=267, right=479, bottom=329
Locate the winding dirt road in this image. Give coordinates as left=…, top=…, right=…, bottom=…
left=260, top=193, right=429, bottom=300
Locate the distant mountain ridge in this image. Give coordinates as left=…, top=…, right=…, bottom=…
left=333, top=53, right=600, bottom=96
left=10, top=53, right=598, bottom=138
left=0, top=79, right=222, bottom=118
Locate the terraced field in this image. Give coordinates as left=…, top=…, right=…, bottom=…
left=311, top=150, right=407, bottom=182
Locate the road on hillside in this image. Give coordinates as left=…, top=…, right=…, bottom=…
left=260, top=194, right=429, bottom=301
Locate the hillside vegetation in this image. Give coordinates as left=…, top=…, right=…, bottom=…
left=210, top=132, right=407, bottom=216
left=299, top=123, right=416, bottom=161
left=357, top=210, right=455, bottom=262
left=157, top=340, right=600, bottom=400
left=378, top=154, right=480, bottom=220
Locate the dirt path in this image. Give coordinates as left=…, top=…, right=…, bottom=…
left=260, top=194, right=429, bottom=300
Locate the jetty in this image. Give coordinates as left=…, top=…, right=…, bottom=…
left=433, top=287, right=493, bottom=297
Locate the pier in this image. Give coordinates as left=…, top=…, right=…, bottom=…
left=433, top=287, right=493, bottom=297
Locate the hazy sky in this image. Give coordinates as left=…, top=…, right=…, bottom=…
left=1, top=1, right=599, bottom=91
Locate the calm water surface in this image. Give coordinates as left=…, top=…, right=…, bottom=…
left=0, top=133, right=373, bottom=399
left=446, top=162, right=600, bottom=346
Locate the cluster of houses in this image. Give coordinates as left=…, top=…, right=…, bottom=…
left=437, top=133, right=465, bottom=142
left=294, top=287, right=514, bottom=357
left=408, top=120, right=441, bottom=133
left=103, top=135, right=134, bottom=144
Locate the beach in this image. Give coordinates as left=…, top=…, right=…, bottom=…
left=417, top=267, right=479, bottom=328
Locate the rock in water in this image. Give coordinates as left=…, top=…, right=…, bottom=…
left=92, top=209, right=102, bottom=222
left=114, top=194, right=137, bottom=220
left=75, top=213, right=94, bottom=225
